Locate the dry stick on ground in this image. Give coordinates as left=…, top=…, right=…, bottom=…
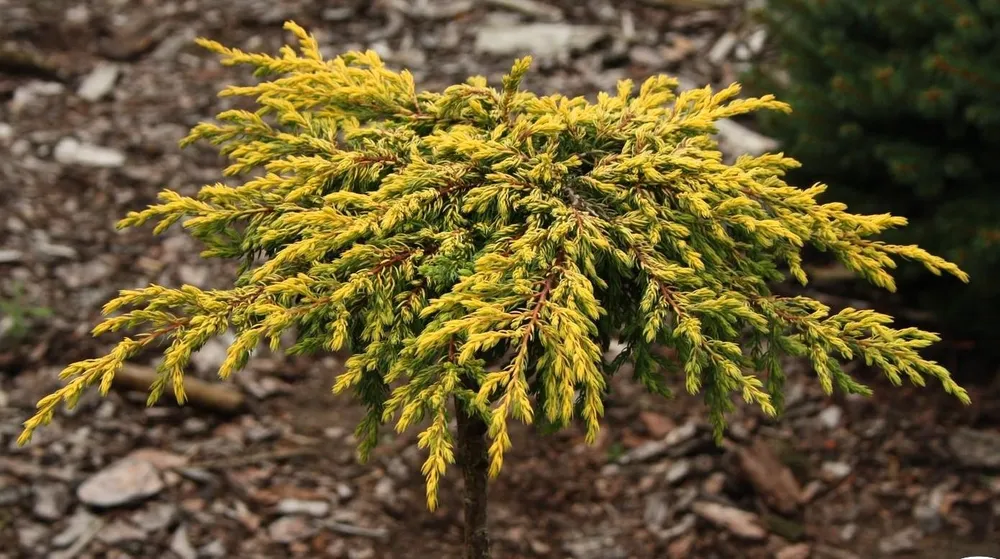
left=113, top=364, right=246, bottom=413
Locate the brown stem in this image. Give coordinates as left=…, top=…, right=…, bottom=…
left=455, top=397, right=491, bottom=559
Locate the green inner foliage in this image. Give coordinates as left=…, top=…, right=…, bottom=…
left=21, top=22, right=970, bottom=510
left=750, top=0, right=1000, bottom=340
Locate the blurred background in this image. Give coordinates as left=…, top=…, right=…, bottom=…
left=1, top=0, right=998, bottom=558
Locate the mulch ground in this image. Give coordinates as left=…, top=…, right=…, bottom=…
left=1, top=1, right=999, bottom=558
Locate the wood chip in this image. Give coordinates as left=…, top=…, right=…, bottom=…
left=691, top=501, right=767, bottom=540
left=737, top=439, right=803, bottom=514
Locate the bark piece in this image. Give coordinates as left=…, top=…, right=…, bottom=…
left=691, top=501, right=767, bottom=540
left=737, top=439, right=803, bottom=514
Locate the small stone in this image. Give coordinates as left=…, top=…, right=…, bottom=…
left=169, top=525, right=197, bottom=559
left=563, top=534, right=627, bottom=559
left=387, top=458, right=409, bottom=480
left=374, top=477, right=394, bottom=504
left=335, top=483, right=355, bottom=501
left=949, top=428, right=1000, bottom=468
left=347, top=545, right=376, bottom=559
left=776, top=543, right=811, bottom=559
left=53, top=137, right=125, bottom=168
left=131, top=502, right=178, bottom=532
left=322, top=7, right=355, bottom=21
left=665, top=460, right=691, bottom=485
left=11, top=81, right=65, bottom=112
left=18, top=522, right=48, bottom=548
left=530, top=540, right=552, bottom=554
left=878, top=526, right=923, bottom=555
left=182, top=417, right=209, bottom=434
left=276, top=499, right=330, bottom=518
left=817, top=406, right=844, bottom=430
left=474, top=23, right=606, bottom=60
left=77, top=458, right=164, bottom=508
left=77, top=63, right=121, bottom=101
left=32, top=484, right=71, bottom=521
left=200, top=539, right=227, bottom=557
left=840, top=523, right=858, bottom=541
left=55, top=259, right=113, bottom=289
left=707, top=32, right=738, bottom=65
left=643, top=493, right=669, bottom=531
left=268, top=516, right=315, bottom=544
left=177, top=264, right=210, bottom=287
left=53, top=509, right=100, bottom=548
left=98, top=520, right=146, bottom=544
left=190, top=332, right=235, bottom=373
left=691, top=501, right=766, bottom=540
left=820, top=461, right=852, bottom=482
left=0, top=122, right=12, bottom=142
left=35, top=239, right=78, bottom=259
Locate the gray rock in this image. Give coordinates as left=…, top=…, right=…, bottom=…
left=177, top=264, right=210, bottom=287
left=347, top=545, right=376, bottom=559
left=11, top=81, right=65, bottom=112
left=878, top=526, right=923, bottom=555
left=17, top=522, right=48, bottom=549
left=32, top=484, right=71, bottom=521
left=268, top=516, right=315, bottom=543
left=387, top=457, right=409, bottom=480
left=563, top=534, right=627, bottom=559
left=0, top=122, right=12, bottom=142
left=374, top=477, right=395, bottom=504
left=949, top=428, right=1000, bottom=468
left=820, top=461, right=852, bottom=482
left=77, top=64, right=121, bottom=102
left=691, top=501, right=766, bottom=540
left=53, top=509, right=100, bottom=548
left=169, top=525, right=197, bottom=559
left=53, top=138, right=125, bottom=168
left=97, top=520, right=146, bottom=545
left=665, top=460, right=691, bottom=485
left=643, top=492, right=669, bottom=531
left=55, top=259, right=113, bottom=289
left=276, top=499, right=330, bottom=518
left=77, top=458, right=164, bottom=508
left=190, top=331, right=235, bottom=373
left=817, top=406, right=844, bottom=430
left=335, top=483, right=355, bottom=501
left=322, top=7, right=355, bottom=21
left=474, top=23, right=607, bottom=60
left=199, top=539, right=227, bottom=557
left=34, top=238, right=78, bottom=259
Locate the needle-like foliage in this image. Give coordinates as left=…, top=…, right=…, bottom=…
left=20, top=22, right=970, bottom=510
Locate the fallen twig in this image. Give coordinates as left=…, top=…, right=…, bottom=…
left=113, top=364, right=245, bottom=414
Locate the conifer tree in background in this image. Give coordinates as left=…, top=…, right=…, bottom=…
left=750, top=0, right=1000, bottom=344
left=20, top=22, right=971, bottom=559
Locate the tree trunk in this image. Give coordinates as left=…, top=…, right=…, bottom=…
left=455, top=398, right=491, bottom=559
